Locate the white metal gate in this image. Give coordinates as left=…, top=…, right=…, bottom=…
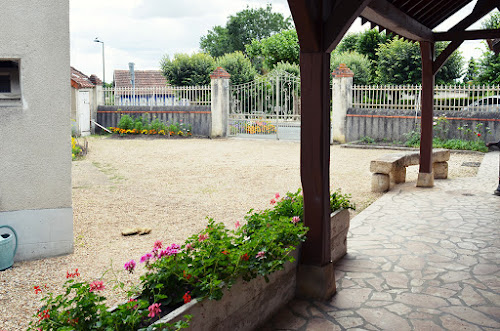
left=229, top=71, right=301, bottom=140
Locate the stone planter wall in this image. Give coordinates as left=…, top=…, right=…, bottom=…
left=331, top=208, right=350, bottom=263
left=153, top=250, right=299, bottom=331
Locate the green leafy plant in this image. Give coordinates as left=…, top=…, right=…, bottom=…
left=31, top=191, right=312, bottom=330
left=360, top=136, right=375, bottom=144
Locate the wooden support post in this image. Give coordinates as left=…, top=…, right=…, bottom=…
left=296, top=51, right=336, bottom=300
left=417, top=41, right=435, bottom=187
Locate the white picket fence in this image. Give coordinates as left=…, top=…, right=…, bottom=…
left=101, top=86, right=211, bottom=107
left=352, top=84, right=500, bottom=112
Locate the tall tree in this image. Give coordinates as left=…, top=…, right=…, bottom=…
left=200, top=4, right=291, bottom=57
left=476, top=11, right=500, bottom=84
left=464, top=57, right=479, bottom=83
left=246, top=29, right=299, bottom=72
left=376, top=38, right=463, bottom=85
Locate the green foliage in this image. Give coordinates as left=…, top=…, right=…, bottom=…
left=216, top=51, right=257, bottom=85
left=160, top=53, right=216, bottom=86
left=331, top=51, right=372, bottom=85
left=336, top=32, right=360, bottom=53
left=141, top=207, right=308, bottom=303
left=476, top=52, right=500, bottom=84
left=268, top=188, right=355, bottom=221
left=246, top=29, right=299, bottom=71
left=199, top=26, right=231, bottom=58
left=464, top=57, right=479, bottom=83
left=200, top=4, right=291, bottom=57
left=474, top=11, right=500, bottom=84
left=360, top=136, right=375, bottom=144
left=376, top=38, right=463, bottom=85
left=404, top=120, right=489, bottom=152
left=112, top=114, right=192, bottom=137
left=271, top=61, right=300, bottom=78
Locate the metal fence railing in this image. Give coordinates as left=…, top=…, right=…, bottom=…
left=101, top=86, right=211, bottom=107
left=352, top=84, right=500, bottom=112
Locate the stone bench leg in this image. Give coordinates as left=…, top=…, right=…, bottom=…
left=393, top=166, right=406, bottom=184
left=433, top=161, right=448, bottom=179
left=372, top=173, right=390, bottom=192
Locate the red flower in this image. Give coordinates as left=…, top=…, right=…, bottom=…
left=183, top=291, right=192, bottom=304
left=241, top=253, right=249, bottom=261
left=270, top=199, right=276, bottom=204
left=477, top=133, right=481, bottom=137
left=183, top=270, right=192, bottom=280
left=38, top=309, right=50, bottom=322
left=34, top=286, right=42, bottom=294
left=66, top=268, right=80, bottom=279
left=89, top=280, right=105, bottom=292
left=222, top=250, right=229, bottom=255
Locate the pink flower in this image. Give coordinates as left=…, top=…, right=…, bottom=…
left=292, top=216, right=300, bottom=224
left=124, top=260, right=136, bottom=273
left=270, top=199, right=276, bottom=204
left=275, top=193, right=280, bottom=199
left=89, top=280, right=105, bottom=292
left=256, top=251, right=266, bottom=259
left=153, top=240, right=163, bottom=251
left=158, top=244, right=180, bottom=258
left=185, top=243, right=193, bottom=250
left=235, top=221, right=241, bottom=229
left=140, top=253, right=153, bottom=263
left=148, top=303, right=161, bottom=318
left=198, top=233, right=209, bottom=242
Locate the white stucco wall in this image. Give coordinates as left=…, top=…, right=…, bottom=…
left=0, top=0, right=73, bottom=260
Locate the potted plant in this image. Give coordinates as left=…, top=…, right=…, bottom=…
left=269, top=189, right=355, bottom=263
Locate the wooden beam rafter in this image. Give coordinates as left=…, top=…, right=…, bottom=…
left=361, top=0, right=433, bottom=42
left=434, top=29, right=500, bottom=41
left=433, top=40, right=464, bottom=75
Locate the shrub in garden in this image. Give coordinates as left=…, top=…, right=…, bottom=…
left=160, top=53, right=216, bottom=86
left=216, top=51, right=257, bottom=85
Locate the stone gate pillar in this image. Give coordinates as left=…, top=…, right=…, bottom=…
left=331, top=64, right=354, bottom=144
left=210, top=67, right=230, bottom=138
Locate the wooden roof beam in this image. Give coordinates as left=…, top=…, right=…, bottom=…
left=433, top=40, right=464, bottom=75
left=323, top=0, right=372, bottom=52
left=288, top=0, right=322, bottom=52
left=434, top=29, right=500, bottom=41
left=361, top=0, right=433, bottom=42
left=446, top=0, right=498, bottom=32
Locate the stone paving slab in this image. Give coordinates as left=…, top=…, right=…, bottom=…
left=261, top=152, right=500, bottom=330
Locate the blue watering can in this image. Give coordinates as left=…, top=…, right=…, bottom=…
left=0, top=225, right=18, bottom=271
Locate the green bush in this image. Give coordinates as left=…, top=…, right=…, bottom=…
left=118, top=115, right=135, bottom=130
left=331, top=51, right=371, bottom=85
left=160, top=53, right=216, bottom=86
left=246, top=29, right=299, bottom=71
left=216, top=51, right=257, bottom=85
left=271, top=61, right=300, bottom=78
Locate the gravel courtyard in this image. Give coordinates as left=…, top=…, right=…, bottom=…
left=0, top=136, right=484, bottom=330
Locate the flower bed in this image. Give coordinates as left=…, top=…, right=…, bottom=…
left=230, top=119, right=277, bottom=135
left=109, top=114, right=193, bottom=137
left=29, top=189, right=353, bottom=330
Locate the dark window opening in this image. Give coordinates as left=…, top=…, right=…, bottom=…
left=0, top=75, right=11, bottom=93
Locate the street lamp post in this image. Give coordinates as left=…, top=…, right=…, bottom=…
left=94, top=38, right=105, bottom=104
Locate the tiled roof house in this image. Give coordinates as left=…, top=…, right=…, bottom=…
left=71, top=67, right=99, bottom=89
left=113, top=70, right=168, bottom=88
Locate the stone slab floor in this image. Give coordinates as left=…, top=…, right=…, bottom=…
left=262, top=151, right=500, bottom=331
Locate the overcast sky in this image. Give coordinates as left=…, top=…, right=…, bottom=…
left=70, top=0, right=493, bottom=83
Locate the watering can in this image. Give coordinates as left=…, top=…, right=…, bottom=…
left=0, top=225, right=18, bottom=271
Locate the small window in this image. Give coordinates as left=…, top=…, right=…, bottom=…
left=0, top=59, right=21, bottom=106
left=0, top=74, right=10, bottom=92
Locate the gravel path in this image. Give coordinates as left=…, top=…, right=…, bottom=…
left=0, top=136, right=484, bottom=330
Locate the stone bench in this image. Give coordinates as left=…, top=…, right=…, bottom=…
left=370, top=149, right=450, bottom=192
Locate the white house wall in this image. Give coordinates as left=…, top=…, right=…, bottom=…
left=0, top=0, right=73, bottom=260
